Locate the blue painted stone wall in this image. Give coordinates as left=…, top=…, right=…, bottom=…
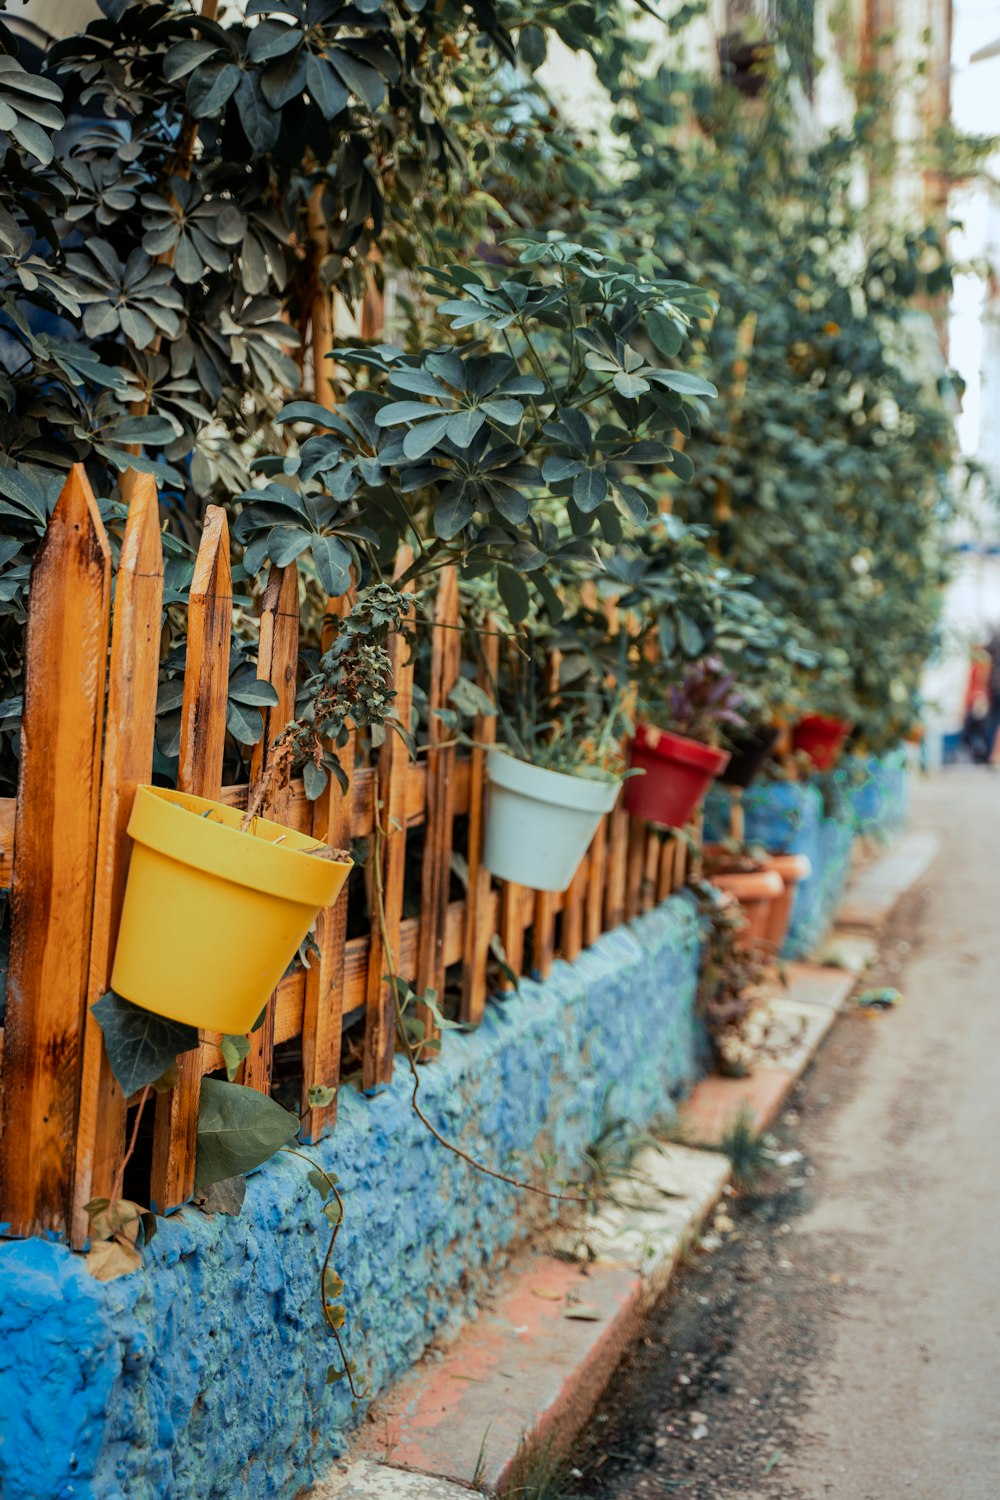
left=0, top=897, right=705, bottom=1500
left=705, top=754, right=909, bottom=959
left=837, top=750, right=909, bottom=839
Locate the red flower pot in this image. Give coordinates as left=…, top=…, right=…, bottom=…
left=624, top=724, right=730, bottom=828
left=792, top=714, right=852, bottom=771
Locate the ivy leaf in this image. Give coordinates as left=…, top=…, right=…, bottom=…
left=647, top=309, right=684, bottom=357
left=195, top=1079, right=299, bottom=1189
left=220, top=1033, right=251, bottom=1082
left=91, top=991, right=200, bottom=1096
left=434, top=486, right=475, bottom=539
left=303, top=760, right=328, bottom=800
left=646, top=369, right=718, bottom=398
left=573, top=467, right=608, bottom=511
left=312, top=533, right=353, bottom=596
left=86, top=1237, right=143, bottom=1282
left=497, top=565, right=530, bottom=623
left=308, top=1084, right=337, bottom=1107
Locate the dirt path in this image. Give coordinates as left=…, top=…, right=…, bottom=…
left=572, top=769, right=1000, bottom=1500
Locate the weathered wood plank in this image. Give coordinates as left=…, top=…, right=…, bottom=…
left=498, top=880, right=525, bottom=994
left=460, top=625, right=499, bottom=1023
left=604, top=794, right=629, bottom=930
left=656, top=832, right=675, bottom=903
left=362, top=550, right=414, bottom=1091
left=533, top=888, right=558, bottom=978
left=240, top=563, right=300, bottom=1098
left=584, top=817, right=608, bottom=947
left=624, top=816, right=647, bottom=922
left=150, top=507, right=232, bottom=1214
left=642, top=828, right=660, bottom=913
left=300, top=592, right=355, bottom=1141
left=560, top=850, right=589, bottom=963
left=73, top=473, right=163, bottom=1247
left=414, top=568, right=460, bottom=1056
left=0, top=465, right=111, bottom=1238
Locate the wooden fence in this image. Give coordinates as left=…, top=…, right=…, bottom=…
left=0, top=465, right=689, bottom=1248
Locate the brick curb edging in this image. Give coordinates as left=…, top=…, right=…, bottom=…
left=310, top=834, right=934, bottom=1499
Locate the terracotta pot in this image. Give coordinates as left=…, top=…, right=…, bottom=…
left=792, top=713, right=852, bottom=771
left=717, top=724, right=779, bottom=790
left=709, top=867, right=784, bottom=943
left=762, top=852, right=812, bottom=950
left=624, top=724, right=730, bottom=828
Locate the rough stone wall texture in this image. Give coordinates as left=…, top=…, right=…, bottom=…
left=0, top=896, right=705, bottom=1500
left=837, top=750, right=910, bottom=838
left=705, top=758, right=909, bottom=959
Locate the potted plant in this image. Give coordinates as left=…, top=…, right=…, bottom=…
left=111, top=586, right=410, bottom=1034
left=483, top=645, right=628, bottom=893
left=693, top=883, right=776, bottom=1077
left=792, top=712, right=854, bottom=772
left=703, top=842, right=785, bottom=945
left=763, top=851, right=812, bottom=949
left=625, top=656, right=738, bottom=827
left=717, top=719, right=779, bottom=790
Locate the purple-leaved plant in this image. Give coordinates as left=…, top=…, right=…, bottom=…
left=666, top=655, right=747, bottom=746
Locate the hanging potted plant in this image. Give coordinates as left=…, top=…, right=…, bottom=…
left=625, top=656, right=739, bottom=827
left=717, top=717, right=779, bottom=790
left=792, top=712, right=853, bottom=772
left=111, top=586, right=411, bottom=1034
left=483, top=642, right=628, bottom=893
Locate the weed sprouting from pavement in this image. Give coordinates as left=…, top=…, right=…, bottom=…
left=500, top=1434, right=575, bottom=1499
left=720, top=1106, right=771, bottom=1192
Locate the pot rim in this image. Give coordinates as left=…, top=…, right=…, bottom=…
left=708, top=868, right=784, bottom=899
left=633, top=722, right=731, bottom=775
left=487, top=746, right=622, bottom=815
left=127, top=784, right=352, bottom=906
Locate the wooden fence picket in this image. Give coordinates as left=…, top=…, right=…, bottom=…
left=625, top=816, right=646, bottom=921
left=460, top=623, right=499, bottom=1023
left=362, top=549, right=414, bottom=1092
left=560, top=855, right=588, bottom=963
left=584, top=818, right=608, bottom=947
left=0, top=466, right=111, bottom=1238
left=605, top=795, right=629, bottom=928
left=150, top=506, right=232, bottom=1213
left=72, top=472, right=164, bottom=1247
left=300, top=594, right=355, bottom=1141
left=241, top=563, right=300, bottom=1097
left=414, top=567, right=461, bottom=1056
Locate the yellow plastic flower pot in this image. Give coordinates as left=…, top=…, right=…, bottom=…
left=111, top=785, right=352, bottom=1035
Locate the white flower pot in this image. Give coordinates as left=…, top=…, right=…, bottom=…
left=483, top=748, right=621, bottom=892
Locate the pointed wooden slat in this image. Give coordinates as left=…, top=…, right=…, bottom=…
left=604, top=794, right=629, bottom=930
left=584, top=817, right=608, bottom=947
left=241, top=563, right=300, bottom=1096
left=0, top=465, right=111, bottom=1238
left=150, top=507, right=232, bottom=1213
left=498, top=881, right=525, bottom=994
left=300, top=592, right=355, bottom=1141
left=532, top=888, right=558, bottom=979
left=560, top=851, right=588, bottom=963
left=625, top=816, right=647, bottom=921
left=300, top=728, right=354, bottom=1140
left=656, top=832, right=674, bottom=903
left=672, top=835, right=688, bottom=892
left=460, top=624, right=499, bottom=1023
left=72, top=473, right=163, bottom=1247
left=642, top=829, right=660, bottom=913
left=362, top=549, right=414, bottom=1092
left=414, top=568, right=461, bottom=1056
